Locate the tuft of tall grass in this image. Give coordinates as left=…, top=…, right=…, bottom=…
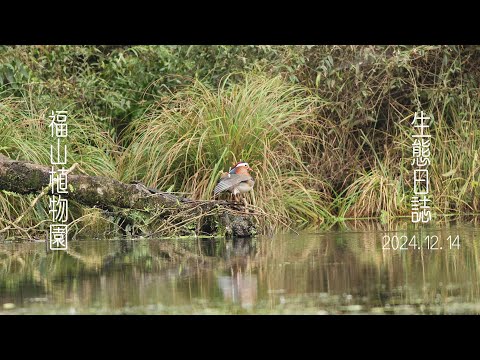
left=393, top=85, right=480, bottom=216
left=0, top=94, right=118, bottom=177
left=119, top=74, right=333, bottom=230
left=331, top=128, right=408, bottom=219
left=0, top=89, right=119, bottom=233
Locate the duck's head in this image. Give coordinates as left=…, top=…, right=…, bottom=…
left=229, top=162, right=253, bottom=174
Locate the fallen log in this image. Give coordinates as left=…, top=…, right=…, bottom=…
left=0, top=154, right=257, bottom=237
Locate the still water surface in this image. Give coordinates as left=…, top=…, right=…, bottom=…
left=1, top=222, right=479, bottom=314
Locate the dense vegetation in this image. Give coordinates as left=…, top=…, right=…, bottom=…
left=1, top=45, right=479, bottom=236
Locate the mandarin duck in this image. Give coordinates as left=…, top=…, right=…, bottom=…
left=214, top=162, right=255, bottom=206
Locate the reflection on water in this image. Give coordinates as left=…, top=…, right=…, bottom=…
left=218, top=274, right=257, bottom=309
left=216, top=238, right=258, bottom=309
left=0, top=222, right=479, bottom=314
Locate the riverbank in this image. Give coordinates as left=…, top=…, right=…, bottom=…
left=1, top=45, right=479, bottom=238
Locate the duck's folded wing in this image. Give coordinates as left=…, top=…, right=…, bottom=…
left=214, top=174, right=252, bottom=195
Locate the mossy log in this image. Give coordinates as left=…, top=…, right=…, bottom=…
left=0, top=154, right=257, bottom=237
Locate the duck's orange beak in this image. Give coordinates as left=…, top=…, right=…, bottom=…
left=248, top=166, right=253, bottom=171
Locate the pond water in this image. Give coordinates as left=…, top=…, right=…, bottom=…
left=1, top=222, right=479, bottom=314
